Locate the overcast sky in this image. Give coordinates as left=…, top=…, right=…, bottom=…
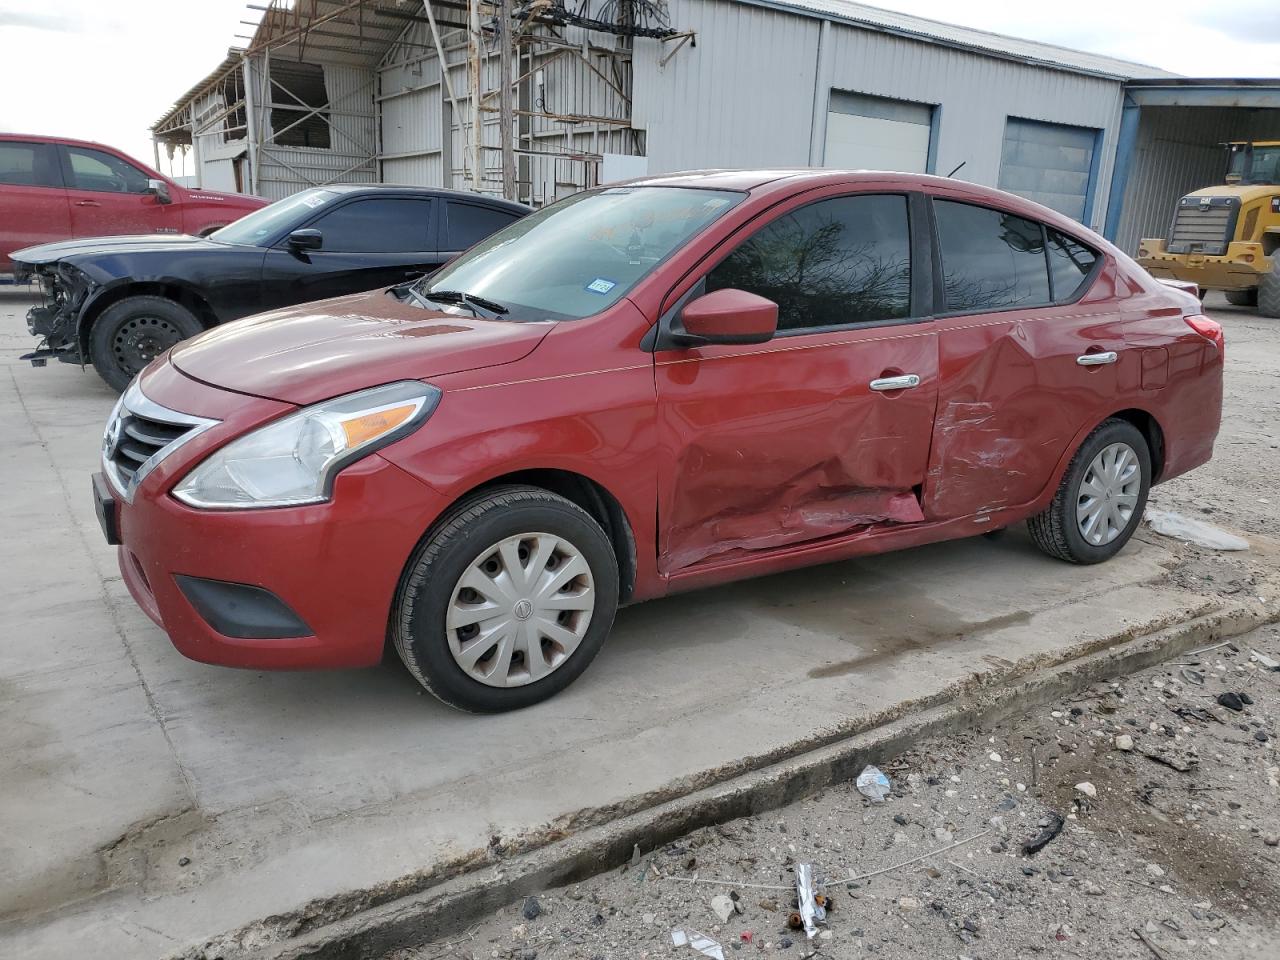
left=1, top=0, right=1277, bottom=182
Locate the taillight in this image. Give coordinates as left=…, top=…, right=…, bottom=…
left=1185, top=313, right=1224, bottom=351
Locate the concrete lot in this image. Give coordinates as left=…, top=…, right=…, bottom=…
left=0, top=290, right=1275, bottom=959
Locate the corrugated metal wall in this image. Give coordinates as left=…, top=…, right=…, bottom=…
left=254, top=56, right=378, bottom=201
left=633, top=0, right=1127, bottom=233
left=1114, top=106, right=1280, bottom=255
left=376, top=12, right=641, bottom=206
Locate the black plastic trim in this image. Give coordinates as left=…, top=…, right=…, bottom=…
left=175, top=575, right=313, bottom=639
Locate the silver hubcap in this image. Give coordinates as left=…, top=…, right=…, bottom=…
left=1076, top=441, right=1141, bottom=546
left=446, top=532, right=595, bottom=688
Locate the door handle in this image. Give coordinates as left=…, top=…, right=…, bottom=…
left=73, top=200, right=101, bottom=207
left=1076, top=351, right=1118, bottom=366
left=869, top=374, right=921, bottom=392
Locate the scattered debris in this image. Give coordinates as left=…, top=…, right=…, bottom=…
left=709, top=894, right=734, bottom=924
left=1021, top=812, right=1064, bottom=856
left=1252, top=650, right=1280, bottom=671
left=522, top=897, right=542, bottom=921
left=1075, top=781, right=1097, bottom=799
left=1144, top=508, right=1250, bottom=551
left=671, top=928, right=724, bottom=960
left=1217, top=692, right=1246, bottom=712
left=794, top=863, right=825, bottom=938
left=1115, top=734, right=1134, bottom=751
left=1139, top=746, right=1198, bottom=773
left=855, top=764, right=891, bottom=803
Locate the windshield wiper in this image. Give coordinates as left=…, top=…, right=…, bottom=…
left=422, top=289, right=509, bottom=316
left=389, top=281, right=435, bottom=309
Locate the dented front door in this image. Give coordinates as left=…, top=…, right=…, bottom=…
left=653, top=192, right=938, bottom=574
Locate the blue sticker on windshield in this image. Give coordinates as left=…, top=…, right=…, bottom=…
left=585, top=277, right=617, bottom=295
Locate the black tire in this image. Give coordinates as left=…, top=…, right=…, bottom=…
left=90, top=296, right=203, bottom=392
left=1027, top=418, right=1151, bottom=565
left=393, top=485, right=620, bottom=712
left=1225, top=289, right=1257, bottom=308
left=1259, top=257, right=1280, bottom=318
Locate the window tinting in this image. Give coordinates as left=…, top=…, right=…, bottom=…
left=705, top=194, right=911, bottom=331
left=934, top=200, right=1050, bottom=313
left=66, top=146, right=151, bottom=194
left=1047, top=229, right=1098, bottom=301
left=446, top=202, right=522, bottom=250
left=309, top=198, right=432, bottom=253
left=0, top=142, right=61, bottom=188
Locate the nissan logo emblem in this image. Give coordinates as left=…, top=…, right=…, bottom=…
left=104, top=417, right=122, bottom=460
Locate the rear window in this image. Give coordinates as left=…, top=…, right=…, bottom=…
left=445, top=201, right=523, bottom=250
left=1046, top=228, right=1098, bottom=301
left=934, top=200, right=1050, bottom=313
left=0, top=142, right=61, bottom=188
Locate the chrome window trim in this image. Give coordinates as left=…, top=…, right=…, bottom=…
left=102, top=381, right=220, bottom=503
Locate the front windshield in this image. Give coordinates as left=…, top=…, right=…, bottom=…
left=422, top=186, right=745, bottom=319
left=1228, top=145, right=1280, bottom=185
left=210, top=188, right=339, bottom=246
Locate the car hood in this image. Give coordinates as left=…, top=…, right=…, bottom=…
left=169, top=289, right=555, bottom=405
left=12, top=233, right=223, bottom=266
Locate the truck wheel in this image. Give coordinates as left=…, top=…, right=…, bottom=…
left=1027, top=418, right=1151, bottom=565
left=90, top=296, right=203, bottom=392
left=1225, top=289, right=1257, bottom=307
left=393, top=485, right=620, bottom=713
left=1258, top=257, right=1280, bottom=318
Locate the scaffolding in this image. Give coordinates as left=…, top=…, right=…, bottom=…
left=152, top=0, right=692, bottom=204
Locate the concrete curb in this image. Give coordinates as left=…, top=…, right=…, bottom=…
left=206, top=593, right=1278, bottom=960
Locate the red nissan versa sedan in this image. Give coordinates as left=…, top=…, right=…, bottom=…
left=93, top=170, right=1224, bottom=712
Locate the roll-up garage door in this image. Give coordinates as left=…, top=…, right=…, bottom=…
left=824, top=91, right=934, bottom=174
left=999, top=117, right=1098, bottom=222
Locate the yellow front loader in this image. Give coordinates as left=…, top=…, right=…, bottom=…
left=1137, top=141, right=1280, bottom=316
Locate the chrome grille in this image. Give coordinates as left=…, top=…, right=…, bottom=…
left=103, top=382, right=219, bottom=502
left=1166, top=197, right=1238, bottom=256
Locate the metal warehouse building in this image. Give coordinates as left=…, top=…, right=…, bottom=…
left=153, top=0, right=1280, bottom=253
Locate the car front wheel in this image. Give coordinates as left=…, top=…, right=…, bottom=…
left=393, top=485, right=620, bottom=712
left=90, top=295, right=204, bottom=392
left=1028, top=418, right=1151, bottom=564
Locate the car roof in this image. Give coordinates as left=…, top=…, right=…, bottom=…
left=314, top=183, right=529, bottom=212
left=0, top=132, right=132, bottom=151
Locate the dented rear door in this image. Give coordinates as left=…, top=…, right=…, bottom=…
left=654, top=190, right=938, bottom=574
left=920, top=199, right=1125, bottom=521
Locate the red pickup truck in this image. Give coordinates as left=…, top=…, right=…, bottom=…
left=0, top=134, right=267, bottom=273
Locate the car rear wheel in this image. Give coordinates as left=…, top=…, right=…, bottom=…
left=1028, top=418, right=1151, bottom=565
left=90, top=296, right=204, bottom=392
left=393, top=485, right=619, bottom=712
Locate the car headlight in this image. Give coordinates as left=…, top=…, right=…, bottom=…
left=173, top=381, right=441, bottom=509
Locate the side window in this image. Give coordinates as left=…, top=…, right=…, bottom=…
left=0, top=142, right=62, bottom=188
left=446, top=202, right=522, bottom=250
left=309, top=198, right=433, bottom=253
left=705, top=194, right=912, bottom=331
left=934, top=200, right=1050, bottom=313
left=1046, top=228, right=1098, bottom=301
left=65, top=146, right=151, bottom=194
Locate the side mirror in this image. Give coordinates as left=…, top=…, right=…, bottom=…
left=147, top=178, right=172, bottom=204
left=287, top=228, right=323, bottom=251
left=673, top=288, right=778, bottom=347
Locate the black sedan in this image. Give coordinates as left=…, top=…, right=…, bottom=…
left=15, top=185, right=529, bottom=390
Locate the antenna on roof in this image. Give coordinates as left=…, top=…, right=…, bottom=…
left=946, top=161, right=966, bottom=178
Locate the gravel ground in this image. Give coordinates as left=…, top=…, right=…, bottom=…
left=401, top=627, right=1280, bottom=960
left=399, top=298, right=1280, bottom=960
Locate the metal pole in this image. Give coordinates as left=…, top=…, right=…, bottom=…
left=469, top=0, right=482, bottom=191
left=498, top=0, right=515, bottom=200
left=423, top=1, right=468, bottom=187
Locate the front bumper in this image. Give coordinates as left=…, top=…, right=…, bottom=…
left=112, top=362, right=450, bottom=670
left=1136, top=239, right=1269, bottom=292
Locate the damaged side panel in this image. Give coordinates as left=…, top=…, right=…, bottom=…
left=921, top=270, right=1130, bottom=521
left=655, top=326, right=938, bottom=573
